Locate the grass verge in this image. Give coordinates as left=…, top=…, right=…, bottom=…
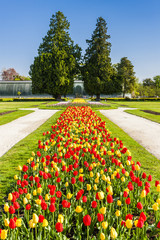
left=95, top=110, right=160, bottom=191
left=0, top=110, right=63, bottom=203
left=0, top=110, right=33, bottom=125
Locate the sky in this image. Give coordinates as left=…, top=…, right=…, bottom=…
left=0, top=0, right=160, bottom=82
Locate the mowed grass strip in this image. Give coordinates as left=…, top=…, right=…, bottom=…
left=101, top=100, right=160, bottom=124
left=0, top=110, right=63, bottom=203
left=125, top=109, right=160, bottom=124
left=95, top=110, right=160, bottom=191
left=0, top=101, right=48, bottom=110
left=0, top=110, right=34, bottom=125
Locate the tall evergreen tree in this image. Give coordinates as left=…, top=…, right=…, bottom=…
left=82, top=17, right=112, bottom=100
left=117, top=57, right=136, bottom=97
left=30, top=11, right=81, bottom=99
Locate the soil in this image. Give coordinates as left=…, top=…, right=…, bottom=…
left=0, top=110, right=16, bottom=116
left=141, top=110, right=160, bottom=115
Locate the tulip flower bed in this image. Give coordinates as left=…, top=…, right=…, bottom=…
left=1, top=106, right=160, bottom=240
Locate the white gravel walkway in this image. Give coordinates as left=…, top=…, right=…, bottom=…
left=100, top=108, right=160, bottom=160
left=0, top=108, right=58, bottom=157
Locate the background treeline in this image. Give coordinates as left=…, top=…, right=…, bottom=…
left=1, top=11, right=160, bottom=99
left=135, top=76, right=160, bottom=98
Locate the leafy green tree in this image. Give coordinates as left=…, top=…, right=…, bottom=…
left=82, top=17, right=112, bottom=100
left=30, top=11, right=81, bottom=99
left=153, top=75, right=160, bottom=89
left=117, top=57, right=136, bottom=97
left=142, top=78, right=154, bottom=87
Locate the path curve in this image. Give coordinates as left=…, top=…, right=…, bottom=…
left=100, top=108, right=160, bottom=160
left=0, top=108, right=59, bottom=157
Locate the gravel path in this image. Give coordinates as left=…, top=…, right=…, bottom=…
left=100, top=108, right=160, bottom=160
left=0, top=108, right=58, bottom=157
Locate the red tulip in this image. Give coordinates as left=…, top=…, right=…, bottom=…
left=9, top=206, right=15, bottom=214
left=97, top=213, right=104, bottom=222
left=49, top=203, right=56, bottom=212
left=9, top=219, right=16, bottom=229
left=107, top=194, right=113, bottom=203
left=83, top=215, right=91, bottom=226
left=91, top=201, right=97, bottom=208
left=137, top=202, right=143, bottom=210
left=157, top=221, right=160, bottom=228
left=125, top=198, right=131, bottom=205
left=26, top=204, right=31, bottom=210
left=55, top=222, right=63, bottom=232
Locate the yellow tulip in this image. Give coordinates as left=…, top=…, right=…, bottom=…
left=16, top=218, right=22, bottom=227
left=17, top=165, right=22, bottom=171
left=134, top=220, right=138, bottom=227
left=100, top=207, right=106, bottom=214
left=65, top=182, right=69, bottom=187
left=121, top=176, right=125, bottom=182
left=157, top=184, right=160, bottom=192
left=126, top=219, right=133, bottom=229
left=33, top=213, right=39, bottom=224
left=79, top=168, right=83, bottom=173
left=14, top=175, right=18, bottom=180
left=37, top=187, right=42, bottom=194
left=23, top=198, right=28, bottom=205
left=110, top=227, right=118, bottom=239
left=98, top=191, right=104, bottom=200
left=135, top=165, right=140, bottom=171
left=26, top=193, right=31, bottom=200
left=152, top=202, right=159, bottom=211
left=125, top=171, right=129, bottom=177
left=8, top=193, right=13, bottom=201
left=93, top=184, right=97, bottom=191
left=87, top=184, right=91, bottom=191
left=100, top=233, right=105, bottom=240
left=75, top=206, right=83, bottom=213
left=29, top=219, right=36, bottom=228
left=156, top=198, right=160, bottom=205
left=42, top=219, right=48, bottom=227
left=58, top=214, right=64, bottom=223
left=115, top=210, right=120, bottom=217
left=102, top=221, right=108, bottom=229
left=4, top=219, right=9, bottom=227
left=45, top=194, right=50, bottom=201
left=31, top=151, right=35, bottom=156
left=1, top=229, right=8, bottom=239
left=4, top=203, right=9, bottom=212
left=35, top=199, right=41, bottom=205
left=67, top=193, right=73, bottom=199
left=141, top=190, right=147, bottom=198
left=117, top=200, right=121, bottom=206
left=33, top=190, right=37, bottom=196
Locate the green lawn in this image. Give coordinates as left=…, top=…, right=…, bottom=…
left=0, top=101, right=52, bottom=110
left=0, top=110, right=33, bottom=125
left=125, top=109, right=160, bottom=124
left=0, top=110, right=63, bottom=203
left=101, top=100, right=160, bottom=123
left=0, top=101, right=59, bottom=125
left=95, top=110, right=160, bottom=191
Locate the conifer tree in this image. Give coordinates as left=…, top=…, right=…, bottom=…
left=117, top=57, right=136, bottom=97
left=83, top=17, right=112, bottom=100
left=30, top=11, right=81, bottom=99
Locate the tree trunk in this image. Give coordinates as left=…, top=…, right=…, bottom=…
left=54, top=94, right=62, bottom=101
left=57, top=94, right=62, bottom=101
left=96, top=94, right=100, bottom=101
left=123, top=91, right=125, bottom=98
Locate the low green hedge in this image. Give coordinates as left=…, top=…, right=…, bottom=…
left=100, top=97, right=160, bottom=101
